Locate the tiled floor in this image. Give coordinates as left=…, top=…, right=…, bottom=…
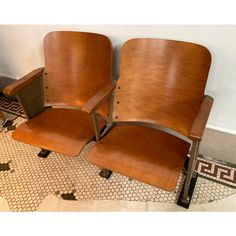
left=0, top=115, right=236, bottom=211
left=1, top=96, right=236, bottom=211
left=0, top=96, right=25, bottom=118
left=36, top=194, right=236, bottom=212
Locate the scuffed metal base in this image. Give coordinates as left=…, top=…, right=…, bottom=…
left=177, top=172, right=198, bottom=209
left=38, top=149, right=51, bottom=158
left=99, top=168, right=113, bottom=179
left=0, top=119, right=16, bottom=132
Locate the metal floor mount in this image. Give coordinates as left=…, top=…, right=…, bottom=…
left=99, top=169, right=113, bottom=179
left=177, top=172, right=199, bottom=209
left=38, top=149, right=51, bottom=158
left=0, top=119, right=16, bottom=132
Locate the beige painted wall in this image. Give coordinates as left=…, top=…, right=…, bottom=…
left=0, top=25, right=236, bottom=134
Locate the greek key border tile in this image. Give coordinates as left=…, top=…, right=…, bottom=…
left=0, top=96, right=25, bottom=118
left=196, top=157, right=236, bottom=188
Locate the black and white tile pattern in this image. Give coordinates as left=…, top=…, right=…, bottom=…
left=0, top=96, right=25, bottom=118
left=0, top=117, right=236, bottom=211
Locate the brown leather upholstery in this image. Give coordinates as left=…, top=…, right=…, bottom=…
left=13, top=108, right=105, bottom=157
left=113, top=39, right=211, bottom=136
left=4, top=31, right=112, bottom=156
left=87, top=38, right=213, bottom=191
left=43, top=31, right=112, bottom=117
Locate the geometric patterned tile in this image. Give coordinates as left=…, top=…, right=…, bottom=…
left=192, top=176, right=236, bottom=204
left=0, top=96, right=25, bottom=118
left=0, top=116, right=236, bottom=211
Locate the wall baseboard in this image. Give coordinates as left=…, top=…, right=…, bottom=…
left=0, top=72, right=16, bottom=80
left=200, top=127, right=236, bottom=165
left=206, top=125, right=236, bottom=136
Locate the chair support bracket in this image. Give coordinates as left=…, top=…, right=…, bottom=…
left=177, top=171, right=198, bottom=209
left=99, top=168, right=113, bottom=179
left=38, top=149, right=51, bottom=158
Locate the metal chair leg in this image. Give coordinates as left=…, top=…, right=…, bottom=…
left=0, top=115, right=16, bottom=132
left=99, top=168, right=113, bottom=179
left=38, top=149, right=51, bottom=158
left=0, top=111, right=6, bottom=122
left=177, top=140, right=200, bottom=209
left=92, top=111, right=101, bottom=141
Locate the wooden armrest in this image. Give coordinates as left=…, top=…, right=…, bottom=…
left=81, top=83, right=116, bottom=113
left=3, top=68, right=44, bottom=97
left=189, top=95, right=214, bottom=141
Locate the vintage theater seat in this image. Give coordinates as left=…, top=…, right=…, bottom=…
left=3, top=31, right=113, bottom=157
left=84, top=38, right=213, bottom=208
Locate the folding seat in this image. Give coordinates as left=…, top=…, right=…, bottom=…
left=3, top=31, right=113, bottom=157
left=83, top=38, right=213, bottom=208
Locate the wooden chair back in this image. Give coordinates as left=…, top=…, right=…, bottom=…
left=43, top=31, right=112, bottom=117
left=113, top=38, right=211, bottom=136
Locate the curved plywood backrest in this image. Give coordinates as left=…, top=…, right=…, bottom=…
left=43, top=31, right=112, bottom=117
left=113, top=38, right=212, bottom=136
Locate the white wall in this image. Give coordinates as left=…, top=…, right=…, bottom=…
left=0, top=25, right=236, bottom=134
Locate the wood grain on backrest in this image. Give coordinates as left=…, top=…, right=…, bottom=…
left=113, top=38, right=211, bottom=136
left=43, top=31, right=112, bottom=117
